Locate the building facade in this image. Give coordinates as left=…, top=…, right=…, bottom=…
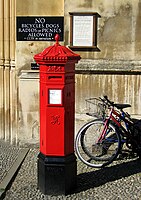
left=0, top=0, right=141, bottom=144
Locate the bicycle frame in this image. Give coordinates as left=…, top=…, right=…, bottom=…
left=98, top=106, right=132, bottom=143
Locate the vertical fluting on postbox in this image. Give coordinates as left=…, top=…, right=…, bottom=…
left=34, top=34, right=81, bottom=195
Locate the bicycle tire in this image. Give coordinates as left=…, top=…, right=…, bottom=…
left=75, top=119, right=121, bottom=168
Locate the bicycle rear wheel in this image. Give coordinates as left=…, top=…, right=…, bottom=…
left=75, top=119, right=121, bottom=168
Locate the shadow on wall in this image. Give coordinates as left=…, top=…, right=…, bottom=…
left=75, top=74, right=141, bottom=115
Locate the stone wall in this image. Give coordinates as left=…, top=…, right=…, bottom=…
left=18, top=71, right=39, bottom=144
left=0, top=0, right=141, bottom=144
left=65, top=0, right=141, bottom=62
left=16, top=0, right=64, bottom=74
left=17, top=70, right=141, bottom=145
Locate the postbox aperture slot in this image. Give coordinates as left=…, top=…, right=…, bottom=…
left=48, top=76, right=62, bottom=80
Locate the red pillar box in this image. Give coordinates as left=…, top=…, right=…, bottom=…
left=34, top=34, right=81, bottom=195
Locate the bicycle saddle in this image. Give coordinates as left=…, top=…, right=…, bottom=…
left=114, top=103, right=131, bottom=109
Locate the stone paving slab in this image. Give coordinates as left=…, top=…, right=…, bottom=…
left=0, top=140, right=29, bottom=199
left=0, top=140, right=21, bottom=184
left=1, top=145, right=141, bottom=200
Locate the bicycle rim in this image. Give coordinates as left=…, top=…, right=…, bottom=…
left=75, top=119, right=121, bottom=168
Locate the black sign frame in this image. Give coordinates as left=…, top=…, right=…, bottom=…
left=16, top=16, right=64, bottom=41
left=69, top=12, right=100, bottom=51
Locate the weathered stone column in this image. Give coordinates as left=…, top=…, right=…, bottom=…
left=0, top=0, right=4, bottom=67
left=4, top=0, right=10, bottom=141
left=0, top=0, right=4, bottom=139
left=10, top=0, right=17, bottom=143
left=10, top=0, right=15, bottom=66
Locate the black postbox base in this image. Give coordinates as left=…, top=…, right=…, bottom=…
left=37, top=152, right=77, bottom=195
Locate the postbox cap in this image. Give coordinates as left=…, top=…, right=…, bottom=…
left=34, top=34, right=81, bottom=64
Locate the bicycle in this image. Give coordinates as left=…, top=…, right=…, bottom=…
left=75, top=95, right=141, bottom=168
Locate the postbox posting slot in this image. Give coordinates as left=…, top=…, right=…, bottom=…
left=48, top=89, right=62, bottom=105
left=48, top=75, right=63, bottom=80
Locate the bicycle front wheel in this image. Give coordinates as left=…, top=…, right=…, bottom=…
left=75, top=119, right=121, bottom=168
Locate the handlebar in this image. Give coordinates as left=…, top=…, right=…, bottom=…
left=100, top=95, right=131, bottom=111
left=103, top=95, right=114, bottom=106
left=99, top=95, right=114, bottom=107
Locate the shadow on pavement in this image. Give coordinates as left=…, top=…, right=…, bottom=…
left=76, top=158, right=141, bottom=193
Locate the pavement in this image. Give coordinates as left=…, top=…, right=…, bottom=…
left=0, top=139, right=141, bottom=200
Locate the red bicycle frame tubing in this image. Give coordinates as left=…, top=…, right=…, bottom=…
left=111, top=109, right=121, bottom=127
left=98, top=108, right=121, bottom=142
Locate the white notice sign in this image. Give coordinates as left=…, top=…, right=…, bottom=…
left=49, top=89, right=62, bottom=104
left=73, top=15, right=93, bottom=46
